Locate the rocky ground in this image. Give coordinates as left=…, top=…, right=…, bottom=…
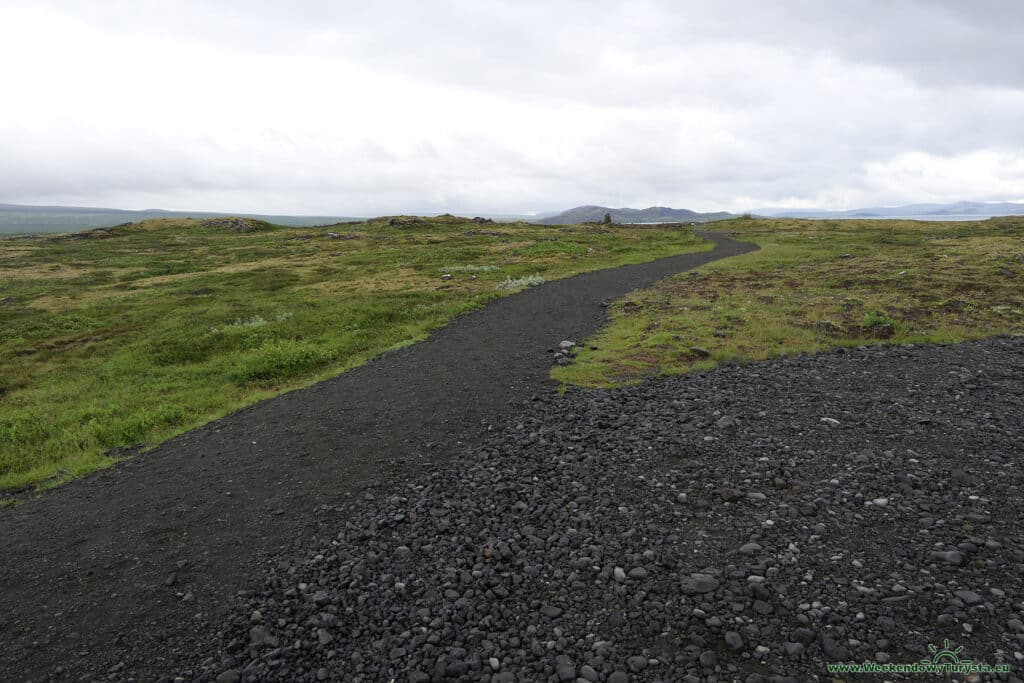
left=0, top=235, right=756, bottom=682
left=172, top=337, right=1024, bottom=683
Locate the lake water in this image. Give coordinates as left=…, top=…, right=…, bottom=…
left=628, top=214, right=1019, bottom=225
left=859, top=214, right=1007, bottom=221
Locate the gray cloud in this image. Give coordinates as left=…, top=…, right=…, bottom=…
left=1, top=1, right=1022, bottom=214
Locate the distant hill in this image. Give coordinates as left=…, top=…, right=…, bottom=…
left=0, top=203, right=364, bottom=235
left=541, top=205, right=734, bottom=225
left=757, top=200, right=1024, bottom=220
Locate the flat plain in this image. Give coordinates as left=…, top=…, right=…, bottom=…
left=0, top=216, right=708, bottom=493
left=2, top=218, right=1023, bottom=681
left=556, top=216, right=1024, bottom=386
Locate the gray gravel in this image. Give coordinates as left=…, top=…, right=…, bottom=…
left=176, top=337, right=1024, bottom=682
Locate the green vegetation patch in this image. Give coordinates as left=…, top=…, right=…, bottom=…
left=497, top=274, right=546, bottom=290
left=555, top=216, right=1024, bottom=387
left=0, top=216, right=708, bottom=492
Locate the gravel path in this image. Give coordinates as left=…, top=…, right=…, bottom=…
left=0, top=232, right=756, bottom=681
left=178, top=337, right=1024, bottom=683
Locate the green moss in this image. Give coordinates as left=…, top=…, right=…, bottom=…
left=555, top=216, right=1024, bottom=387
left=0, top=218, right=708, bottom=490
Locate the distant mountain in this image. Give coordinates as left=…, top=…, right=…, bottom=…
left=541, top=205, right=734, bottom=225
left=0, top=203, right=363, bottom=234
left=756, top=200, right=1024, bottom=220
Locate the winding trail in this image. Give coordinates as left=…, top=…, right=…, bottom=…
left=0, top=232, right=756, bottom=680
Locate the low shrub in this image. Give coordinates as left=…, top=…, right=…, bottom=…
left=497, top=274, right=545, bottom=290
left=229, top=340, right=333, bottom=385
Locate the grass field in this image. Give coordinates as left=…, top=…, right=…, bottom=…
left=554, top=216, right=1024, bottom=387
left=0, top=215, right=709, bottom=493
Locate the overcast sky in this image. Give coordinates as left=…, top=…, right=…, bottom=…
left=2, top=1, right=1023, bottom=215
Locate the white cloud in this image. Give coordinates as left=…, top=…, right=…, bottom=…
left=1, top=1, right=1022, bottom=214
left=861, top=151, right=1024, bottom=204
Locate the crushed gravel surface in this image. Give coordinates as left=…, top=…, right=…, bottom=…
left=0, top=234, right=756, bottom=681
left=179, top=337, right=1024, bottom=682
